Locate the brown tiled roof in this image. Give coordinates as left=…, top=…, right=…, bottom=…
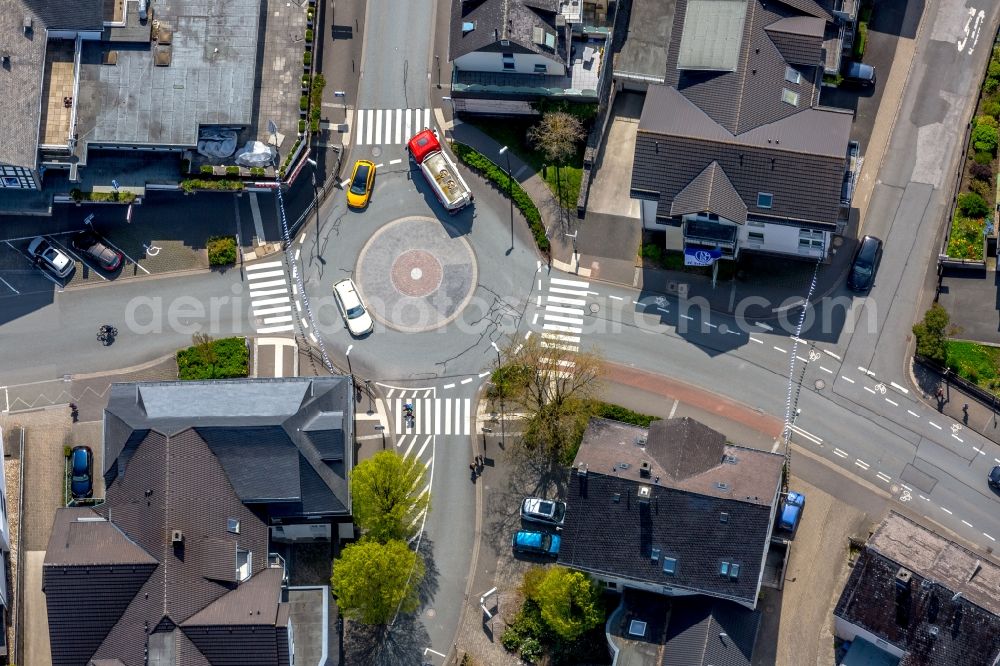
left=182, top=568, right=283, bottom=627
left=764, top=17, right=825, bottom=65
left=45, top=507, right=157, bottom=567
left=449, top=0, right=564, bottom=61
left=670, top=161, right=749, bottom=224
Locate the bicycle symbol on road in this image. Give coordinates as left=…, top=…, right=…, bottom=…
left=655, top=296, right=667, bottom=307
left=143, top=244, right=161, bottom=257
left=874, top=383, right=887, bottom=395
left=899, top=489, right=912, bottom=502
left=808, top=350, right=821, bottom=362
left=951, top=423, right=963, bottom=434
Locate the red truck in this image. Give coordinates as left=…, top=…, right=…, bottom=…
left=407, top=129, right=474, bottom=213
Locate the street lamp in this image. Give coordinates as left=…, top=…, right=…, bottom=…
left=306, top=157, right=321, bottom=246
left=435, top=55, right=441, bottom=89
left=345, top=344, right=353, bottom=378
left=491, top=341, right=505, bottom=450
left=498, top=146, right=513, bottom=252
left=374, top=424, right=386, bottom=450
left=365, top=379, right=373, bottom=414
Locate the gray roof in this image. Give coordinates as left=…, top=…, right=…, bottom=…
left=44, top=507, right=158, bottom=567
left=764, top=16, right=826, bottom=65
left=104, top=378, right=353, bottom=518
left=615, top=0, right=678, bottom=84
left=670, top=161, right=748, bottom=225
left=773, top=0, right=831, bottom=20
left=0, top=1, right=48, bottom=168
left=662, top=596, right=761, bottom=666
left=834, top=513, right=1000, bottom=666
left=558, top=418, right=783, bottom=607
left=183, top=568, right=283, bottom=626
left=75, top=0, right=260, bottom=150
left=675, top=0, right=748, bottom=72
left=449, top=0, right=564, bottom=62
left=632, top=84, right=851, bottom=225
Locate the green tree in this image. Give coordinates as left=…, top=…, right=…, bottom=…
left=526, top=566, right=604, bottom=642
left=350, top=450, right=430, bottom=542
left=912, top=303, right=950, bottom=364
left=497, top=335, right=603, bottom=465
left=331, top=539, right=425, bottom=625
left=972, top=122, right=999, bottom=155
left=528, top=111, right=584, bottom=209
left=957, top=191, right=990, bottom=218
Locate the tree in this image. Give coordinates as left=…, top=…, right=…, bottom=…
left=331, top=539, right=425, bottom=625
left=528, top=111, right=584, bottom=209
left=913, top=303, right=950, bottom=364
left=525, top=566, right=604, bottom=642
left=350, top=450, right=430, bottom=542
left=496, top=335, right=603, bottom=464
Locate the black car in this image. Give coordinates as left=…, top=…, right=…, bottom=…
left=847, top=235, right=883, bottom=292
left=72, top=231, right=123, bottom=271
left=989, top=465, right=1000, bottom=491
left=70, top=446, right=93, bottom=499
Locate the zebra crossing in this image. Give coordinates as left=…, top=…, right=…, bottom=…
left=536, top=276, right=590, bottom=376
left=354, top=108, right=433, bottom=146
left=246, top=259, right=296, bottom=334
left=383, top=390, right=473, bottom=436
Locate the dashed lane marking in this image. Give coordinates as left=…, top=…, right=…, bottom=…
left=823, top=349, right=841, bottom=360
left=443, top=383, right=455, bottom=389
left=929, top=421, right=942, bottom=429
left=962, top=520, right=974, bottom=528
left=864, top=386, right=876, bottom=394
left=885, top=398, right=899, bottom=406
left=890, top=382, right=909, bottom=394
left=750, top=337, right=763, bottom=344
left=773, top=346, right=787, bottom=353
left=876, top=472, right=891, bottom=482
left=820, top=366, right=833, bottom=374
left=841, top=376, right=855, bottom=384
left=833, top=448, right=849, bottom=458
left=940, top=507, right=953, bottom=515
left=855, top=459, right=870, bottom=470
left=907, top=410, right=920, bottom=418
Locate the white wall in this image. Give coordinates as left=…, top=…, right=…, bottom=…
left=738, top=221, right=829, bottom=259
left=455, top=50, right=565, bottom=76
left=453, top=98, right=537, bottom=115
left=271, top=523, right=331, bottom=542
left=640, top=199, right=659, bottom=230
left=834, top=617, right=906, bottom=659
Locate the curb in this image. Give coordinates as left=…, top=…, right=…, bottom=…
left=68, top=352, right=179, bottom=381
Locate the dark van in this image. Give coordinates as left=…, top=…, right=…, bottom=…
left=843, top=61, right=876, bottom=86
left=847, top=235, right=883, bottom=292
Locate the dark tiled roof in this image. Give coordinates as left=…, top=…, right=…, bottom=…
left=764, top=17, right=825, bottom=65
left=196, top=426, right=302, bottom=502
left=772, top=0, right=831, bottom=20
left=834, top=513, right=1000, bottom=666
left=449, top=0, right=564, bottom=61
left=670, top=161, right=749, bottom=224
left=646, top=417, right=726, bottom=480
left=182, top=568, right=284, bottom=626
left=662, top=596, right=761, bottom=666
left=44, top=507, right=158, bottom=567
left=559, top=418, right=782, bottom=607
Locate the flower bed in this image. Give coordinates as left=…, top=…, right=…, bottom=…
left=177, top=336, right=249, bottom=380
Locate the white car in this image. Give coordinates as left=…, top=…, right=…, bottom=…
left=520, top=497, right=566, bottom=526
left=27, top=236, right=74, bottom=279
left=333, top=278, right=374, bottom=336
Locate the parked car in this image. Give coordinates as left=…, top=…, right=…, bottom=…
left=520, top=497, right=567, bottom=526
left=70, top=446, right=93, bottom=499
left=778, top=491, right=805, bottom=532
left=346, top=160, right=376, bottom=209
left=847, top=235, right=883, bottom=292
left=989, top=465, right=1000, bottom=490
left=27, top=236, right=74, bottom=279
left=72, top=231, right=123, bottom=271
left=332, top=278, right=374, bottom=336
left=512, top=530, right=561, bottom=557
left=843, top=60, right=876, bottom=86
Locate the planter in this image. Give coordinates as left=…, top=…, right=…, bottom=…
left=212, top=166, right=227, bottom=176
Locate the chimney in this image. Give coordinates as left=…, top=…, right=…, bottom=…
left=639, top=461, right=651, bottom=478
left=171, top=529, right=184, bottom=544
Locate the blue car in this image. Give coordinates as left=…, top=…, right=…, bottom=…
left=778, top=491, right=805, bottom=532
left=70, top=446, right=93, bottom=499
left=513, top=530, right=560, bottom=557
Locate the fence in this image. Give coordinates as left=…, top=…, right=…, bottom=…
left=914, top=353, right=1000, bottom=411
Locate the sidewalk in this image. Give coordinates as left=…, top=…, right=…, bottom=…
left=911, top=358, right=1000, bottom=447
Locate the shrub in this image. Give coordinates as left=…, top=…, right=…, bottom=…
left=225, top=166, right=240, bottom=176
left=853, top=22, right=868, bottom=59
left=206, top=235, right=238, bottom=266
left=984, top=99, right=1000, bottom=119
left=311, top=73, right=326, bottom=108
left=973, top=123, right=999, bottom=154
left=946, top=212, right=986, bottom=260
left=177, top=336, right=249, bottom=380
left=591, top=402, right=657, bottom=427
left=303, top=51, right=312, bottom=66
left=974, top=150, right=994, bottom=165
left=986, top=77, right=1000, bottom=95
left=311, top=118, right=320, bottom=133
left=200, top=165, right=213, bottom=174
left=970, top=162, right=993, bottom=181
left=305, top=28, right=314, bottom=42
left=63, top=445, right=72, bottom=458
left=976, top=115, right=999, bottom=129
left=299, top=119, right=306, bottom=133
left=640, top=242, right=663, bottom=264
left=452, top=141, right=550, bottom=252
left=989, top=61, right=1000, bottom=80
left=300, top=95, right=309, bottom=111
left=181, top=178, right=245, bottom=193
left=302, top=74, right=311, bottom=88
left=970, top=178, right=992, bottom=200
left=250, top=167, right=265, bottom=177
left=913, top=304, right=950, bottom=365
left=958, top=191, right=990, bottom=217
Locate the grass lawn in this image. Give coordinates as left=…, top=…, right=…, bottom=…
left=465, top=118, right=584, bottom=209
left=946, top=340, right=1000, bottom=392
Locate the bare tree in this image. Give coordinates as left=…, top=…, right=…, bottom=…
left=527, top=111, right=584, bottom=209
left=497, top=335, right=603, bottom=464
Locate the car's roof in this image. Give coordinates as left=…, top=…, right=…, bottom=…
left=515, top=530, right=544, bottom=546
left=334, top=279, right=362, bottom=308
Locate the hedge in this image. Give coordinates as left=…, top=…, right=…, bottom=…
left=177, top=337, right=249, bottom=380
left=451, top=142, right=550, bottom=253
left=180, top=178, right=245, bottom=193
left=303, top=51, right=312, bottom=66
left=250, top=167, right=266, bottom=177
left=206, top=235, right=238, bottom=266
left=69, top=188, right=137, bottom=203
left=853, top=22, right=868, bottom=59
left=591, top=402, right=657, bottom=427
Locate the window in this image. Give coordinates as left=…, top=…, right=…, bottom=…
left=237, top=549, right=252, bottom=582
left=757, top=192, right=773, bottom=209
left=781, top=88, right=799, bottom=106
left=663, top=557, right=677, bottom=575
left=729, top=563, right=740, bottom=580
left=462, top=21, right=475, bottom=33
left=533, top=63, right=547, bottom=73
left=719, top=512, right=729, bottom=523
left=651, top=548, right=661, bottom=562
left=748, top=231, right=764, bottom=242
left=784, top=66, right=801, bottom=84
left=501, top=39, right=510, bottom=46
left=720, top=561, right=729, bottom=576
left=502, top=52, right=515, bottom=71
left=799, top=228, right=825, bottom=250
left=227, top=518, right=240, bottom=534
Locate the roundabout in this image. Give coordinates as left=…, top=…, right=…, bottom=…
left=356, top=216, right=478, bottom=333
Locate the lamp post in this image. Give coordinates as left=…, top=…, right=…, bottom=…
left=374, top=424, right=386, bottom=450
left=498, top=146, right=513, bottom=252
left=435, top=55, right=441, bottom=88
left=345, top=344, right=353, bottom=378
left=365, top=379, right=373, bottom=414
left=491, top=341, right=505, bottom=450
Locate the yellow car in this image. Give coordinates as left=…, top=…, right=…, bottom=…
left=346, top=160, right=376, bottom=208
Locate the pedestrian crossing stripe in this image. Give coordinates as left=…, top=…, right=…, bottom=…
left=355, top=108, right=433, bottom=146
left=246, top=259, right=295, bottom=334
left=392, top=397, right=471, bottom=435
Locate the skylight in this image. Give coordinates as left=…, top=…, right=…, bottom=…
left=784, top=66, right=801, bottom=84
left=781, top=88, right=800, bottom=106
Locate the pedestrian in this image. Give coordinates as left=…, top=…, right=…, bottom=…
left=963, top=403, right=969, bottom=414
left=935, top=387, right=944, bottom=400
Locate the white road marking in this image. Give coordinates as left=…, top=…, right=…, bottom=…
left=858, top=366, right=876, bottom=377
left=250, top=296, right=290, bottom=307
left=773, top=346, right=787, bottom=353
left=263, top=315, right=293, bottom=324
left=750, top=337, right=763, bottom=344
left=822, top=349, right=841, bottom=360
left=248, top=279, right=287, bottom=290
left=890, top=382, right=909, bottom=394
left=548, top=287, right=588, bottom=297
left=952, top=434, right=963, bottom=443
left=390, top=158, right=403, bottom=165
left=788, top=425, right=822, bottom=444
left=962, top=520, right=974, bottom=528
left=885, top=398, right=899, bottom=406
left=864, top=386, right=876, bottom=394
left=656, top=307, right=669, bottom=314
left=855, top=459, right=870, bottom=470
left=532, top=313, right=539, bottom=325
left=443, top=383, right=455, bottom=389
left=796, top=355, right=809, bottom=363
left=543, top=323, right=582, bottom=334
left=985, top=533, right=997, bottom=542
left=706, top=323, right=718, bottom=329
left=841, top=376, right=855, bottom=384
left=248, top=287, right=287, bottom=297
left=246, top=260, right=283, bottom=271
left=940, top=507, right=953, bottom=515
left=820, top=366, right=833, bottom=374
left=550, top=277, right=590, bottom=288
left=754, top=322, right=773, bottom=331
left=547, top=295, right=586, bottom=306
left=461, top=377, right=473, bottom=385
left=833, top=448, right=849, bottom=458
left=609, top=295, right=623, bottom=301
left=544, top=314, right=584, bottom=325
left=791, top=336, right=807, bottom=344
left=257, top=324, right=294, bottom=333
left=907, top=410, right=920, bottom=418
left=681, top=314, right=694, bottom=321
left=668, top=399, right=679, bottom=419
left=876, top=472, right=891, bottom=483
left=542, top=332, right=581, bottom=344
left=253, top=305, right=293, bottom=316
left=246, top=269, right=285, bottom=280
left=545, top=304, right=586, bottom=316
left=929, top=421, right=941, bottom=430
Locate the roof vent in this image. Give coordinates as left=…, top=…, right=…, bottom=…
left=716, top=482, right=729, bottom=491
left=618, top=462, right=631, bottom=470
left=650, top=548, right=660, bottom=562
left=720, top=512, right=729, bottom=523
left=637, top=485, right=651, bottom=502
left=612, top=493, right=621, bottom=503
left=895, top=567, right=913, bottom=590
left=634, top=436, right=646, bottom=446
left=576, top=463, right=588, bottom=477
left=171, top=529, right=184, bottom=544
left=23, top=16, right=32, bottom=34
left=639, top=461, right=651, bottom=478
left=628, top=619, right=647, bottom=637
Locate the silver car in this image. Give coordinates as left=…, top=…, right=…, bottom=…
left=333, top=278, right=374, bottom=337
left=27, top=236, right=74, bottom=278
left=520, top=497, right=566, bottom=526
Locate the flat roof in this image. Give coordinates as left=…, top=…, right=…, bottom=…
left=76, top=0, right=260, bottom=148
left=614, top=0, right=677, bottom=84
left=676, top=0, right=749, bottom=72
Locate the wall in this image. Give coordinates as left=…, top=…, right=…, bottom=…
left=455, top=51, right=565, bottom=76
left=453, top=98, right=537, bottom=115
left=0, top=429, right=9, bottom=552
left=586, top=570, right=757, bottom=610
left=738, top=220, right=829, bottom=259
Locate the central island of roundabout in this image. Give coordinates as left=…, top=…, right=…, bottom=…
left=355, top=216, right=478, bottom=333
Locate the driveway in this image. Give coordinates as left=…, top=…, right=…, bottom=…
left=587, top=92, right=644, bottom=219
